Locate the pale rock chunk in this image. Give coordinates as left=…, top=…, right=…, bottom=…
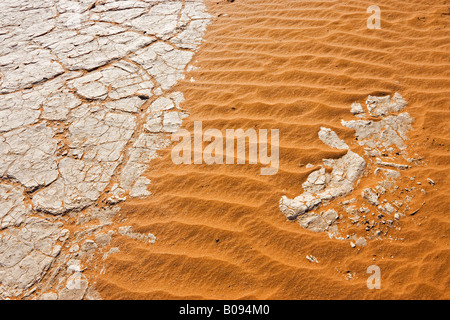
left=0, top=183, right=30, bottom=230
left=0, top=48, right=64, bottom=94
left=163, top=112, right=183, bottom=133
left=38, top=23, right=155, bottom=71
left=42, top=90, right=82, bottom=121
left=375, top=168, right=401, bottom=180
left=377, top=202, right=395, bottom=215
left=298, top=214, right=329, bottom=232
left=106, top=184, right=127, bottom=205
left=97, top=7, right=146, bottom=25
left=130, top=177, right=152, bottom=198
left=362, top=188, right=380, bottom=206
left=129, top=2, right=182, bottom=39
left=131, top=42, right=194, bottom=90
left=0, top=91, right=41, bottom=133
left=1, top=124, right=59, bottom=190
left=342, top=94, right=413, bottom=151
left=103, top=97, right=145, bottom=114
left=68, top=73, right=108, bottom=100
left=322, top=209, right=339, bottom=225
left=171, top=19, right=211, bottom=50
left=150, top=97, right=175, bottom=112
left=318, top=127, right=349, bottom=150
left=280, top=148, right=365, bottom=220
left=355, top=237, right=367, bottom=247
left=0, top=218, right=63, bottom=298
left=350, top=102, right=365, bottom=115
left=306, top=255, right=319, bottom=263
left=118, top=226, right=156, bottom=244
left=119, top=133, right=170, bottom=191
left=40, top=292, right=58, bottom=300
left=366, top=93, right=407, bottom=117
left=58, top=279, right=89, bottom=300
left=144, top=112, right=163, bottom=133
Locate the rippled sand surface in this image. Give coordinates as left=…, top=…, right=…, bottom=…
left=95, top=0, right=449, bottom=299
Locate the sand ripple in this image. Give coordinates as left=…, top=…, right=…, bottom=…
left=94, top=0, right=450, bottom=299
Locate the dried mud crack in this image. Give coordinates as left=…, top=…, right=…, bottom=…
left=0, top=0, right=211, bottom=300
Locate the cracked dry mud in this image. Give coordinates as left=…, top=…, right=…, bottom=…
left=280, top=93, right=425, bottom=247
left=0, top=0, right=211, bottom=299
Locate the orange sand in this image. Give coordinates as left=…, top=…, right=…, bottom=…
left=93, top=0, right=450, bottom=299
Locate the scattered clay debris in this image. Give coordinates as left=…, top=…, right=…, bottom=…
left=118, top=226, right=156, bottom=244
left=280, top=127, right=366, bottom=221
left=306, top=255, right=319, bottom=263
left=280, top=93, right=425, bottom=247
